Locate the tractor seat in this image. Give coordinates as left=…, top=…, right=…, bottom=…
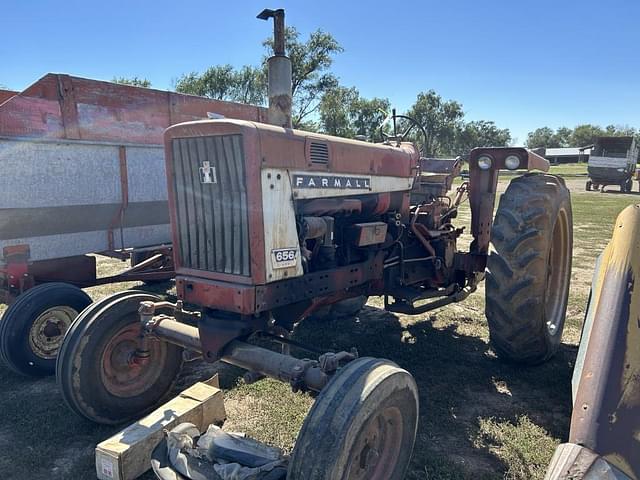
left=416, top=157, right=462, bottom=197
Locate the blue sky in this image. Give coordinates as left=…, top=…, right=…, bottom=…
left=2, top=0, right=638, bottom=143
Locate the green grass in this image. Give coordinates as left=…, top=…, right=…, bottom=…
left=548, top=163, right=588, bottom=177
left=0, top=177, right=638, bottom=479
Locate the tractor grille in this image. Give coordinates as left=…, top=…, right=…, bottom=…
left=171, top=135, right=250, bottom=276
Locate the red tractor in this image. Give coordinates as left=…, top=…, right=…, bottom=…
left=56, top=9, right=573, bottom=479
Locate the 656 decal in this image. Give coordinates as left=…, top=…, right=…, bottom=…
left=271, top=248, right=298, bottom=269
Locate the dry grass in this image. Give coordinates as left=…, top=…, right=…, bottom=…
left=0, top=175, right=638, bottom=479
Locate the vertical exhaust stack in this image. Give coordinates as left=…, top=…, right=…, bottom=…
left=258, top=8, right=293, bottom=129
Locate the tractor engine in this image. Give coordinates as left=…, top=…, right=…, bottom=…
left=164, top=119, right=465, bottom=329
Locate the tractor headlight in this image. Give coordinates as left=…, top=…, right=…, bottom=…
left=477, top=155, right=493, bottom=170
left=505, top=154, right=521, bottom=170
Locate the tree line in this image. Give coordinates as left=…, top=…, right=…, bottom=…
left=112, top=27, right=635, bottom=157
left=525, top=125, right=638, bottom=149
left=112, top=27, right=510, bottom=158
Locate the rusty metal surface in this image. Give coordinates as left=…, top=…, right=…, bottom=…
left=0, top=74, right=267, bottom=143
left=546, top=443, right=631, bottom=479
left=0, top=74, right=267, bottom=298
left=0, top=89, right=17, bottom=105
left=469, top=147, right=550, bottom=172
left=569, top=204, right=640, bottom=479
left=175, top=254, right=383, bottom=317
left=177, top=275, right=257, bottom=313
left=259, top=8, right=292, bottom=128
left=467, top=147, right=549, bottom=256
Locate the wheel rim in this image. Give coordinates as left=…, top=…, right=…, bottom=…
left=544, top=208, right=571, bottom=335
left=100, top=322, right=168, bottom=398
left=345, top=406, right=404, bottom=480
left=28, top=306, right=78, bottom=359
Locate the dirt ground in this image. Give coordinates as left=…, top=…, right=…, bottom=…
left=0, top=172, right=637, bottom=480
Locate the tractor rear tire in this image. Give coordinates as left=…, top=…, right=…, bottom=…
left=0, top=283, right=91, bottom=376
left=486, top=173, right=572, bottom=364
left=288, top=357, right=418, bottom=480
left=57, top=292, right=183, bottom=424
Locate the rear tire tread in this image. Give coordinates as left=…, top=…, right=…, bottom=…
left=486, top=173, right=572, bottom=364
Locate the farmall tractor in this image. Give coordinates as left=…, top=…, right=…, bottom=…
left=56, top=10, right=573, bottom=480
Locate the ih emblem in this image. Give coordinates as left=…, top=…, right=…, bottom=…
left=199, top=161, right=217, bottom=184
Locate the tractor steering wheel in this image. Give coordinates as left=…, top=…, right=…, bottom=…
left=380, top=108, right=428, bottom=153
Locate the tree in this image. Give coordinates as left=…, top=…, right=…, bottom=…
left=318, top=87, right=390, bottom=141
left=454, top=120, right=512, bottom=156
left=264, top=27, right=343, bottom=127
left=112, top=76, right=152, bottom=88
left=555, top=127, right=573, bottom=147
left=404, top=90, right=464, bottom=156
left=525, top=127, right=560, bottom=148
left=175, top=27, right=343, bottom=128
left=570, top=124, right=605, bottom=147
left=175, top=65, right=266, bottom=104
left=319, top=86, right=359, bottom=137
left=605, top=124, right=637, bottom=137
left=352, top=96, right=390, bottom=142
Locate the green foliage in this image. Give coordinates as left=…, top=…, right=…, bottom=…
left=175, top=65, right=266, bottom=105
left=111, top=76, right=152, bottom=88
left=404, top=90, right=465, bottom=156
left=175, top=26, right=343, bottom=128
left=525, top=127, right=561, bottom=148
left=455, top=120, right=512, bottom=156
left=570, top=124, right=605, bottom=147
left=318, top=86, right=390, bottom=141
left=264, top=27, right=343, bottom=127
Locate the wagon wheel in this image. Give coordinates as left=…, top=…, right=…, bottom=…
left=57, top=291, right=183, bottom=424
left=0, top=283, right=92, bottom=376
left=288, top=357, right=419, bottom=480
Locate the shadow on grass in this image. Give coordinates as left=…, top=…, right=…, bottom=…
left=0, top=298, right=577, bottom=480
left=293, top=306, right=578, bottom=479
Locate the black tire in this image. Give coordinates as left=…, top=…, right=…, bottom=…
left=288, top=357, right=418, bottom=480
left=585, top=180, right=592, bottom=191
left=0, top=283, right=91, bottom=376
left=486, top=174, right=573, bottom=364
left=57, top=292, right=183, bottom=424
left=625, top=178, right=633, bottom=193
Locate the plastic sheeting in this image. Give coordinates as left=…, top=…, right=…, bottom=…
left=155, top=423, right=287, bottom=480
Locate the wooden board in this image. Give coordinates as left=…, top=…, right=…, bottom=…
left=95, top=376, right=225, bottom=480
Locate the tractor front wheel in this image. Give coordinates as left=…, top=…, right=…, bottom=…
left=288, top=357, right=418, bottom=480
left=486, top=174, right=572, bottom=364
left=57, top=292, right=183, bottom=424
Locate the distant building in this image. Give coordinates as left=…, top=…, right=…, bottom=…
left=543, top=146, right=592, bottom=164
